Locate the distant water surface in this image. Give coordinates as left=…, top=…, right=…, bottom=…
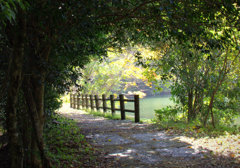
left=125, top=95, right=174, bottom=119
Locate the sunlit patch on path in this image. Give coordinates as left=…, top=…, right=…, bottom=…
left=58, top=103, right=240, bottom=168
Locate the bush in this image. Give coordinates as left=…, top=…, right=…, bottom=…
left=155, top=106, right=180, bottom=123
left=44, top=85, right=63, bottom=118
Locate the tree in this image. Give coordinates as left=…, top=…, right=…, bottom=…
left=78, top=48, right=149, bottom=97
left=1, top=1, right=113, bottom=167
left=136, top=7, right=240, bottom=125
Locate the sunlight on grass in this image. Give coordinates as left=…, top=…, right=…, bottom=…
left=177, top=133, right=240, bottom=162
left=156, top=121, right=240, bottom=163
left=61, top=94, right=70, bottom=103
left=84, top=109, right=143, bottom=122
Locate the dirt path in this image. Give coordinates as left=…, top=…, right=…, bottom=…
left=58, top=104, right=240, bottom=168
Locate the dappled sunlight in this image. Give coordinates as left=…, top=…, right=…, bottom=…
left=58, top=103, right=240, bottom=167
left=177, top=134, right=240, bottom=160
left=109, top=149, right=137, bottom=158
left=104, top=132, right=240, bottom=166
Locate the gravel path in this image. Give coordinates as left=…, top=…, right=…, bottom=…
left=58, top=104, right=240, bottom=168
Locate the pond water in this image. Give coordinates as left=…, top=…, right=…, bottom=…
left=125, top=95, right=174, bottom=119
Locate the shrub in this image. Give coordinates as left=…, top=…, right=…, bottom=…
left=155, top=106, right=180, bottom=122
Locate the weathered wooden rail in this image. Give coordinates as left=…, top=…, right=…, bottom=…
left=70, top=93, right=140, bottom=122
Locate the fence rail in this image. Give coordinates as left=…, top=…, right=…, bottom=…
left=70, top=93, right=140, bottom=122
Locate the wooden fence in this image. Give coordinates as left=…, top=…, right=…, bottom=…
left=70, top=93, right=140, bottom=122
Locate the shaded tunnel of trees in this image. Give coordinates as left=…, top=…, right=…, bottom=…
left=0, top=0, right=239, bottom=167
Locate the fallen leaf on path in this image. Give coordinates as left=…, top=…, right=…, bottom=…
left=229, top=153, right=235, bottom=158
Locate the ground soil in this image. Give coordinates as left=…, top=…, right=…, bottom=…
left=59, top=104, right=240, bottom=168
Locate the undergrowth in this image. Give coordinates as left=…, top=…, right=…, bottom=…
left=154, top=120, right=240, bottom=138
left=154, top=106, right=240, bottom=137
left=44, top=115, right=99, bottom=168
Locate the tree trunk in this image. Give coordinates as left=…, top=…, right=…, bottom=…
left=23, top=76, right=50, bottom=168
left=187, top=89, right=195, bottom=122
left=22, top=45, right=51, bottom=168
left=203, top=54, right=229, bottom=127
left=6, top=58, right=23, bottom=168
left=5, top=8, right=25, bottom=168
left=19, top=105, right=32, bottom=167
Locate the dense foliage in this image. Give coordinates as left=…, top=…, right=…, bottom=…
left=139, top=10, right=240, bottom=126
left=78, top=48, right=168, bottom=97
left=0, top=1, right=114, bottom=167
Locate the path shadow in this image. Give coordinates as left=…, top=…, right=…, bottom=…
left=60, top=110, right=240, bottom=168
left=103, top=133, right=240, bottom=168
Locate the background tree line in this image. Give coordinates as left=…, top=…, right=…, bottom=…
left=78, top=47, right=171, bottom=97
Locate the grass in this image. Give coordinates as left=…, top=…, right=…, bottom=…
left=44, top=115, right=103, bottom=168
left=84, top=109, right=148, bottom=123
left=154, top=119, right=240, bottom=138
left=86, top=109, right=130, bottom=120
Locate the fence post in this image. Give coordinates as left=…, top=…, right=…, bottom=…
left=90, top=95, right=94, bottom=110
left=77, top=94, right=80, bottom=109
left=95, top=95, right=99, bottom=111
left=134, top=95, right=140, bottom=122
left=119, top=94, right=125, bottom=120
left=82, top=94, right=84, bottom=108
left=85, top=95, right=88, bottom=109
left=73, top=94, right=76, bottom=109
left=110, top=95, right=115, bottom=115
left=79, top=94, right=82, bottom=109
left=102, top=94, right=107, bottom=113
left=75, top=94, right=77, bottom=108
left=70, top=94, right=73, bottom=108
left=72, top=94, right=74, bottom=109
